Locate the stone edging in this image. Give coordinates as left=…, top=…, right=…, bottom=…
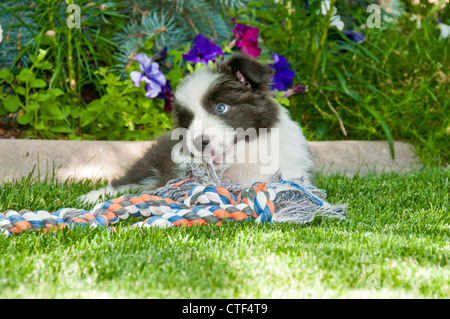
left=0, top=139, right=423, bottom=183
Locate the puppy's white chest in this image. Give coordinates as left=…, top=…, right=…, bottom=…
left=223, top=162, right=274, bottom=188
left=221, top=133, right=278, bottom=187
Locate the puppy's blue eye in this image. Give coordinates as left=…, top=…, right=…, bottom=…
left=216, top=103, right=229, bottom=114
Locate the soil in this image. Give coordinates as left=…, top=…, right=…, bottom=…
left=0, top=118, right=24, bottom=139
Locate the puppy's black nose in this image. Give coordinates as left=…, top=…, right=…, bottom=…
left=194, top=136, right=210, bottom=152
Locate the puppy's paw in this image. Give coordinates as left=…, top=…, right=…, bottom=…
left=78, top=185, right=118, bottom=205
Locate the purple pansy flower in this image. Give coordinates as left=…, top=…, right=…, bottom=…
left=269, top=52, right=295, bottom=92
left=232, top=18, right=261, bottom=58
left=343, top=30, right=365, bottom=43
left=158, top=82, right=173, bottom=112
left=281, top=84, right=306, bottom=98
left=130, top=53, right=166, bottom=98
left=182, top=33, right=223, bottom=64
left=152, top=46, right=168, bottom=61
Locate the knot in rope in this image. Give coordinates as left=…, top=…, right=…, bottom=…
left=238, top=182, right=276, bottom=223
left=184, top=185, right=238, bottom=206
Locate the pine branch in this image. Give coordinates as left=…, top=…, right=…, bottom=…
left=112, top=0, right=240, bottom=75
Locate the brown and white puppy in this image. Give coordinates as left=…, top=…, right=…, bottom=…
left=81, top=54, right=314, bottom=203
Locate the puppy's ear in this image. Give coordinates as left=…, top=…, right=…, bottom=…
left=223, top=54, right=274, bottom=90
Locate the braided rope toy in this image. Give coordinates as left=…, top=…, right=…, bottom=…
left=0, top=164, right=346, bottom=236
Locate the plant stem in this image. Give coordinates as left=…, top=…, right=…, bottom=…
left=320, top=89, right=347, bottom=136
left=287, top=0, right=292, bottom=32
left=311, top=0, right=337, bottom=83
left=67, top=0, right=75, bottom=92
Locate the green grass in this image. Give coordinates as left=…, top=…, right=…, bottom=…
left=0, top=168, right=448, bottom=298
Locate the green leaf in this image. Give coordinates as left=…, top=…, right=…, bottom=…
left=169, top=49, right=183, bottom=66
left=16, top=86, right=26, bottom=95
left=105, top=103, right=116, bottom=120
left=334, top=56, right=390, bottom=77
left=79, top=112, right=97, bottom=127
left=361, top=103, right=395, bottom=159
left=50, top=125, right=73, bottom=133
left=344, top=73, right=394, bottom=103
left=16, top=68, right=34, bottom=82
left=34, top=121, right=46, bottom=131
left=36, top=61, right=53, bottom=70
left=86, top=99, right=103, bottom=112
left=35, top=49, right=48, bottom=63
left=139, top=113, right=153, bottom=124
left=47, top=104, right=64, bottom=120
left=68, top=133, right=81, bottom=140
left=143, top=37, right=154, bottom=51
left=332, top=68, right=351, bottom=96
left=61, top=104, right=71, bottom=118
left=330, top=69, right=364, bottom=102
left=186, top=63, right=194, bottom=73
left=3, top=95, right=21, bottom=112
left=140, top=99, right=152, bottom=110
left=51, top=88, right=64, bottom=97
left=0, top=68, right=12, bottom=82
left=35, top=92, right=52, bottom=102
left=30, top=78, right=47, bottom=88
left=28, top=103, right=40, bottom=111
left=17, top=111, right=34, bottom=125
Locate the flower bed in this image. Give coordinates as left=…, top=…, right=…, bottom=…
left=0, top=0, right=448, bottom=165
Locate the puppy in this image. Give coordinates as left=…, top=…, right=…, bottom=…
left=81, top=54, right=314, bottom=204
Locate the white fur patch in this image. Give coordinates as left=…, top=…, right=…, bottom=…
left=275, top=107, right=314, bottom=183
left=78, top=185, right=118, bottom=205
left=220, top=106, right=313, bottom=187
left=174, top=69, right=220, bottom=115
left=78, top=180, right=157, bottom=205
left=174, top=69, right=234, bottom=162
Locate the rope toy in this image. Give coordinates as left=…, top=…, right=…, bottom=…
left=0, top=164, right=346, bottom=236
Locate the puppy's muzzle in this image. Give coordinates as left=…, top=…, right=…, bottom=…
left=194, top=136, right=210, bottom=152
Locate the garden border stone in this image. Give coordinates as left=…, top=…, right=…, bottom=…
left=0, top=139, right=423, bottom=183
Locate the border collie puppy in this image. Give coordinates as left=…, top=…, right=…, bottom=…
left=81, top=54, right=314, bottom=203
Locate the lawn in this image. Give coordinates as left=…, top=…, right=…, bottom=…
left=0, top=167, right=448, bottom=298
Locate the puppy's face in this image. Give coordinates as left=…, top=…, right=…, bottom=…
left=172, top=55, right=280, bottom=165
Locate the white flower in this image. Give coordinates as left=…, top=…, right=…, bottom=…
left=330, top=15, right=345, bottom=31
left=319, top=0, right=345, bottom=31
left=437, top=23, right=450, bottom=40
left=45, top=30, right=56, bottom=37
left=409, top=14, right=422, bottom=29
left=321, top=0, right=332, bottom=15
left=0, top=24, right=3, bottom=44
